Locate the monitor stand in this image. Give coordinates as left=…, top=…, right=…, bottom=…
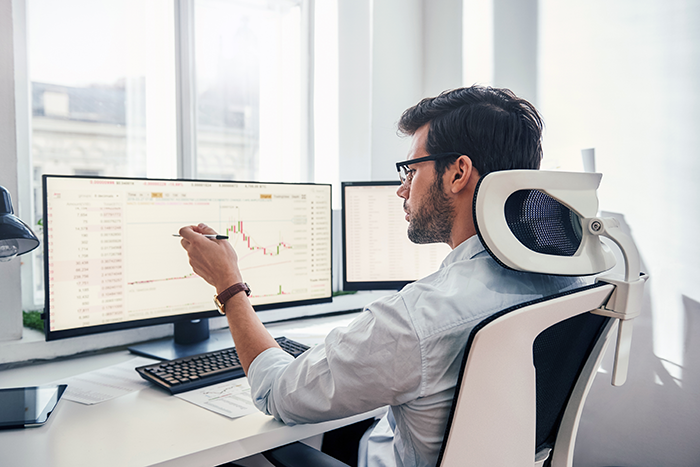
left=128, top=319, right=234, bottom=361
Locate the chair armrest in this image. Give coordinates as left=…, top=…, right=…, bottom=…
left=263, top=441, right=351, bottom=467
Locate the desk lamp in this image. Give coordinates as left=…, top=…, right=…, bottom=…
left=0, top=185, right=39, bottom=261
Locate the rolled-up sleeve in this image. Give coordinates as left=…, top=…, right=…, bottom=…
left=247, top=293, right=423, bottom=425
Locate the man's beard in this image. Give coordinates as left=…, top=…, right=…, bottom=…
left=406, top=177, right=455, bottom=244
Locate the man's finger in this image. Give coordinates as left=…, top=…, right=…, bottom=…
left=194, top=223, right=218, bottom=235
left=178, top=225, right=199, bottom=240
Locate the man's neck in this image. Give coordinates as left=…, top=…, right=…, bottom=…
left=448, top=220, right=477, bottom=249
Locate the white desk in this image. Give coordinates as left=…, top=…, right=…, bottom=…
left=0, top=312, right=384, bottom=466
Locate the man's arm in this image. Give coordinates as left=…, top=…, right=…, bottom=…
left=178, top=223, right=280, bottom=373
left=249, top=296, right=423, bottom=424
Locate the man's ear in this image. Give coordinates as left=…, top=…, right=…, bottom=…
left=448, top=155, right=475, bottom=194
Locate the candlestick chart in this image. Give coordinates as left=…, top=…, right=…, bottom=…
left=121, top=183, right=331, bottom=317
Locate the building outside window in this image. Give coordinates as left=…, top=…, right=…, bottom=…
left=24, top=0, right=315, bottom=308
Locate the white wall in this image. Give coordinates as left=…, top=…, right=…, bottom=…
left=423, top=0, right=463, bottom=98
left=370, top=0, right=423, bottom=181
left=0, top=0, right=24, bottom=341
left=493, top=0, right=538, bottom=104
left=337, top=0, right=373, bottom=183
left=339, top=0, right=463, bottom=183
left=537, top=1, right=700, bottom=465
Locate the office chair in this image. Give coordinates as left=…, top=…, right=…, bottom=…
left=263, top=170, right=648, bottom=467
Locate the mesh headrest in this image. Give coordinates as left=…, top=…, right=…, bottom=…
left=473, top=170, right=616, bottom=276
left=504, top=189, right=583, bottom=257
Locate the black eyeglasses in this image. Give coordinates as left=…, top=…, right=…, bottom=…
left=396, top=152, right=462, bottom=186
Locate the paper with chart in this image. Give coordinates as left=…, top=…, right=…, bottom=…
left=52, top=356, right=158, bottom=405
left=175, top=378, right=258, bottom=419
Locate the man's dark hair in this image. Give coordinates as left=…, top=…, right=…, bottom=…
left=398, top=86, right=544, bottom=177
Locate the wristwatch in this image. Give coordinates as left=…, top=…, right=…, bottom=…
left=214, top=282, right=251, bottom=315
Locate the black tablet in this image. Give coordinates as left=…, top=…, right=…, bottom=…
left=0, top=385, right=67, bottom=429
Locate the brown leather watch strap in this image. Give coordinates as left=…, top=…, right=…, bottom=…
left=214, top=282, right=251, bottom=315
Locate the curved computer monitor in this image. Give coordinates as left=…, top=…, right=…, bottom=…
left=43, top=175, right=332, bottom=359
left=341, top=181, right=451, bottom=291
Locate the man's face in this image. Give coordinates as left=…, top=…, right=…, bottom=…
left=397, top=124, right=455, bottom=244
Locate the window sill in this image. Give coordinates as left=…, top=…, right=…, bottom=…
left=0, top=292, right=389, bottom=367
left=0, top=324, right=174, bottom=367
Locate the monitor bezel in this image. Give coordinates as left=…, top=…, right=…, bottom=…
left=42, top=174, right=333, bottom=342
left=341, top=180, right=413, bottom=291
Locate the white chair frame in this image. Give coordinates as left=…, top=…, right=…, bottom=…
left=439, top=283, right=617, bottom=467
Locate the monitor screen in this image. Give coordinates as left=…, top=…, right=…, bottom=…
left=43, top=175, right=332, bottom=347
left=342, top=181, right=451, bottom=290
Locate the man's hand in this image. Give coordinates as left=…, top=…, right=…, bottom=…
left=178, top=223, right=242, bottom=294
left=179, top=224, right=279, bottom=373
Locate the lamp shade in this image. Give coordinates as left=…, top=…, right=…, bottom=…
left=0, top=186, right=40, bottom=261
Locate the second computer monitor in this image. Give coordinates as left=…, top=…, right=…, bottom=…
left=342, top=181, right=451, bottom=290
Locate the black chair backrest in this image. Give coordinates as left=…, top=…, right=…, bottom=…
left=532, top=308, right=610, bottom=450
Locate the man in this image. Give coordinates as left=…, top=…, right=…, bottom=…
left=179, top=86, right=582, bottom=467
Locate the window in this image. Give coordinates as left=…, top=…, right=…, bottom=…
left=23, top=0, right=313, bottom=308
left=195, top=0, right=306, bottom=182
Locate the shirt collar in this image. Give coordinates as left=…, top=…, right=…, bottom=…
left=441, top=235, right=486, bottom=267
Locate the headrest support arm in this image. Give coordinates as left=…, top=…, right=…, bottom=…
left=588, top=217, right=648, bottom=385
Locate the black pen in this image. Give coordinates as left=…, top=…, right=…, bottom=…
left=172, top=234, right=229, bottom=240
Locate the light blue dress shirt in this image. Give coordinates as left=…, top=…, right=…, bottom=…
left=248, top=235, right=583, bottom=467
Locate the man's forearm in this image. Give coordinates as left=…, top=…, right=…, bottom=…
left=223, top=292, right=281, bottom=374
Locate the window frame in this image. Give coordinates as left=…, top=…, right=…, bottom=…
left=12, top=0, right=315, bottom=315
